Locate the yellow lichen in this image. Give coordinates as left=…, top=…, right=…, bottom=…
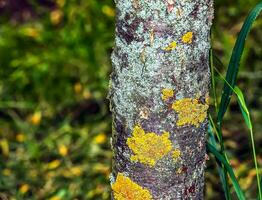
left=173, top=149, right=181, bottom=160
left=127, top=125, right=172, bottom=167
left=163, top=41, right=177, bottom=51
left=182, top=32, right=193, bottom=44
left=161, top=88, right=174, bottom=101
left=176, top=167, right=182, bottom=174
left=172, top=98, right=208, bottom=127
left=205, top=93, right=210, bottom=105
left=112, top=173, right=153, bottom=200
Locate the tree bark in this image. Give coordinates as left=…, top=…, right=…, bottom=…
left=109, top=0, right=214, bottom=199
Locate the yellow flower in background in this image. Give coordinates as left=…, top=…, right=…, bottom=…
left=58, top=144, right=68, bottom=156
left=70, top=166, right=83, bottom=176
left=0, top=139, right=9, bottom=156
left=16, top=133, right=26, bottom=142
left=182, top=32, right=193, bottom=44
left=23, top=27, right=40, bottom=38
left=19, top=184, right=30, bottom=194
left=50, top=9, right=63, bottom=25
left=56, top=0, right=65, bottom=7
left=3, top=169, right=11, bottom=176
left=87, top=185, right=107, bottom=198
left=74, top=82, right=83, bottom=94
left=30, top=111, right=42, bottom=125
left=49, top=196, right=61, bottom=200
left=29, top=170, right=38, bottom=178
left=62, top=166, right=83, bottom=178
left=93, top=164, right=110, bottom=175
left=127, top=125, right=172, bottom=167
left=93, top=133, right=107, bottom=144
left=83, top=89, right=92, bottom=99
left=102, top=5, right=115, bottom=17
left=112, top=173, right=153, bottom=200
left=161, top=88, right=174, bottom=101
left=46, top=171, right=55, bottom=179
left=47, top=160, right=61, bottom=170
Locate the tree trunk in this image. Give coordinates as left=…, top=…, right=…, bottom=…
left=109, top=0, right=214, bottom=199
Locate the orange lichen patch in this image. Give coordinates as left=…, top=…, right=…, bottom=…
left=172, top=98, right=208, bottom=127
left=161, top=88, right=174, bottom=101
left=127, top=125, right=172, bottom=167
left=163, top=41, right=177, bottom=51
left=112, top=173, right=153, bottom=200
left=182, top=32, right=193, bottom=44
left=173, top=149, right=181, bottom=160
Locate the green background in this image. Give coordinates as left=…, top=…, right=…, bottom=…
left=0, top=0, right=261, bottom=199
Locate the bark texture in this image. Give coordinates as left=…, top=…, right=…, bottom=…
left=109, top=0, right=214, bottom=199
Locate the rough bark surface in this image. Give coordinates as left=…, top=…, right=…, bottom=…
left=108, top=0, right=214, bottom=199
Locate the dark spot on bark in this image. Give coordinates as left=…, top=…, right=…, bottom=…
left=114, top=47, right=129, bottom=71
left=188, top=184, right=196, bottom=194
left=184, top=184, right=196, bottom=197
left=190, top=4, right=199, bottom=18
left=182, top=166, right=188, bottom=173
left=120, top=53, right=129, bottom=70
left=198, top=96, right=206, bottom=104
left=110, top=70, right=119, bottom=87
left=116, top=14, right=143, bottom=44
left=114, top=117, right=126, bottom=139
left=200, top=54, right=207, bottom=66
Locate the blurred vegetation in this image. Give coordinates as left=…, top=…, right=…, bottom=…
left=0, top=0, right=261, bottom=199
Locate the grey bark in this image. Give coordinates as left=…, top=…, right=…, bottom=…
left=109, top=0, right=214, bottom=199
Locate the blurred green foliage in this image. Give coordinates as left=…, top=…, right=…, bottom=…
left=0, top=0, right=261, bottom=199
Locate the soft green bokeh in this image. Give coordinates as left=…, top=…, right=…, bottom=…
left=0, top=0, right=261, bottom=199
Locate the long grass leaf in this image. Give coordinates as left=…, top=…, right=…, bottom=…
left=207, top=143, right=246, bottom=200
left=217, top=2, right=262, bottom=125
left=234, top=86, right=261, bottom=199
left=214, top=67, right=261, bottom=199
left=208, top=122, right=230, bottom=199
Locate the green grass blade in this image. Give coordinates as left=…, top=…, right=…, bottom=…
left=211, top=53, right=232, bottom=200
left=259, top=177, right=262, bottom=200
left=234, top=86, right=261, bottom=200
left=207, top=143, right=246, bottom=200
left=214, top=66, right=261, bottom=199
left=208, top=123, right=231, bottom=200
left=210, top=49, right=218, bottom=113
left=217, top=2, right=262, bottom=125
left=234, top=87, right=252, bottom=129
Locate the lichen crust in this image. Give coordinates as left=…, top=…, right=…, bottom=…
left=172, top=98, right=209, bottom=127
left=112, top=173, right=153, bottom=200
left=182, top=31, right=194, bottom=44
left=127, top=125, right=172, bottom=167
left=161, top=88, right=174, bottom=101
